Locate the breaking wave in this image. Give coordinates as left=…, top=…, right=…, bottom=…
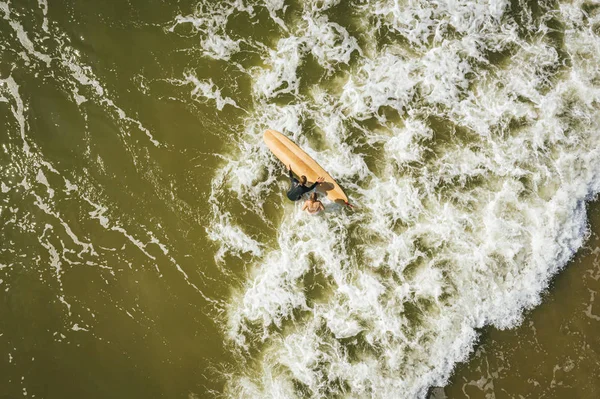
left=172, top=0, right=600, bottom=397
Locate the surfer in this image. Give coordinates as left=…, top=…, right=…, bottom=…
left=286, top=164, right=324, bottom=201
left=302, top=192, right=325, bottom=215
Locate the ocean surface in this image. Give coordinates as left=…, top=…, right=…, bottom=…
left=1, top=0, right=600, bottom=397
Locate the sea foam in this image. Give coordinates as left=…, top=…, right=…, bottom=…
left=194, top=0, right=600, bottom=397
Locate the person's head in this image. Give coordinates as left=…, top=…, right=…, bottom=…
left=300, top=175, right=307, bottom=185
left=310, top=192, right=318, bottom=202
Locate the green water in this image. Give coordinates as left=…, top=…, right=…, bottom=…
left=1, top=0, right=236, bottom=396
left=1, top=0, right=600, bottom=398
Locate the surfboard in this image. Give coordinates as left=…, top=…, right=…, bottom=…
left=263, top=129, right=350, bottom=206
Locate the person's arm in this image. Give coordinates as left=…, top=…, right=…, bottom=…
left=318, top=202, right=325, bottom=211
left=308, top=177, right=325, bottom=190
left=302, top=201, right=308, bottom=211
left=288, top=166, right=295, bottom=183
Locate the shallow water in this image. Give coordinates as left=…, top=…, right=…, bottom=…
left=1, top=0, right=600, bottom=398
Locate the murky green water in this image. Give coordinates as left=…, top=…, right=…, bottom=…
left=1, top=0, right=236, bottom=396
left=1, top=0, right=600, bottom=398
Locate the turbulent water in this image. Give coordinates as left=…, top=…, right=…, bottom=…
left=2, top=0, right=600, bottom=398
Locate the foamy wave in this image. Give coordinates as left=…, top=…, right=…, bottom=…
left=255, top=37, right=305, bottom=98
left=341, top=53, right=418, bottom=120
left=180, top=72, right=240, bottom=111
left=190, top=0, right=600, bottom=397
left=168, top=1, right=251, bottom=61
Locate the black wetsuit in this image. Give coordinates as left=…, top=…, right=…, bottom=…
left=286, top=169, right=318, bottom=201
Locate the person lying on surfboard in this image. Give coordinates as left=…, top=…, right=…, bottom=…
left=302, top=192, right=325, bottom=215
left=286, top=164, right=324, bottom=201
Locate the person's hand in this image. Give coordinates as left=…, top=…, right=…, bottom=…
left=287, top=164, right=292, bottom=171
left=316, top=177, right=325, bottom=184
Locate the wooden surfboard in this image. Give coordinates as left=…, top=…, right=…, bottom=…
left=263, top=129, right=350, bottom=206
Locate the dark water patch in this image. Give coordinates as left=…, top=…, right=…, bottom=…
left=298, top=53, right=327, bottom=95
left=229, top=40, right=267, bottom=75
left=377, top=104, right=404, bottom=125
left=402, top=257, right=427, bottom=283
left=338, top=329, right=385, bottom=364
left=555, top=95, right=595, bottom=135
left=426, top=115, right=470, bottom=146
left=421, top=115, right=480, bottom=166
left=303, top=253, right=336, bottom=306
left=483, top=45, right=517, bottom=68
left=300, top=117, right=329, bottom=152
left=323, top=0, right=368, bottom=53
left=0, top=45, right=21, bottom=78
left=344, top=117, right=396, bottom=178
left=261, top=189, right=287, bottom=230
left=316, top=66, right=353, bottom=98
left=351, top=114, right=385, bottom=133
left=354, top=138, right=387, bottom=178
left=401, top=300, right=426, bottom=335
left=582, top=1, right=600, bottom=18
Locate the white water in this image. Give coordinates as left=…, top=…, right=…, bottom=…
left=172, top=0, right=600, bottom=397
